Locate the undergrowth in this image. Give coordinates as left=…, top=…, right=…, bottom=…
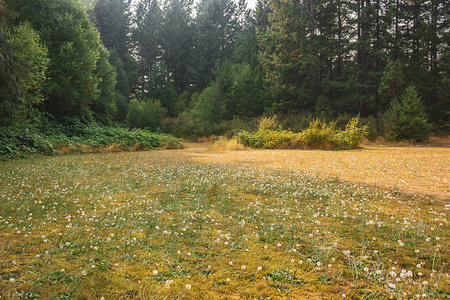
left=235, top=116, right=368, bottom=150
left=0, top=121, right=182, bottom=158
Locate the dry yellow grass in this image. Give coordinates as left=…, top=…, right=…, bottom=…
left=190, top=143, right=450, bottom=199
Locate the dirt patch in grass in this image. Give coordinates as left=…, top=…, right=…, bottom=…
left=189, top=143, right=450, bottom=199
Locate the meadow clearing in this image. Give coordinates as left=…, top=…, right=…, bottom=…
left=0, top=144, right=449, bottom=299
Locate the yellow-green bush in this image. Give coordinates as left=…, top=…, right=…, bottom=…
left=297, top=119, right=335, bottom=149
left=257, top=115, right=282, bottom=132
left=333, top=117, right=368, bottom=149
left=235, top=116, right=367, bottom=150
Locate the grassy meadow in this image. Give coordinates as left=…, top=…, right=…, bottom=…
left=0, top=145, right=449, bottom=299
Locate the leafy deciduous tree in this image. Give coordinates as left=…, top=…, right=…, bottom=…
left=17, top=0, right=103, bottom=119
left=0, top=1, right=48, bottom=127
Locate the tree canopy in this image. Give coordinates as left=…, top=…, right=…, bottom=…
left=0, top=0, right=448, bottom=138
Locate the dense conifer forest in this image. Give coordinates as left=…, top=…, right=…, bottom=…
left=0, top=0, right=448, bottom=154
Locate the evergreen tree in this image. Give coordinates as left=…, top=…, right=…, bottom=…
left=385, top=85, right=430, bottom=142
left=93, top=0, right=137, bottom=116
left=192, top=0, right=240, bottom=91
left=93, top=0, right=131, bottom=55
left=230, top=64, right=265, bottom=117
left=160, top=0, right=194, bottom=92
left=109, top=49, right=131, bottom=101
left=127, top=98, right=167, bottom=130
left=140, top=62, right=178, bottom=116
left=230, top=10, right=266, bottom=117
left=258, top=0, right=314, bottom=113
left=254, top=0, right=271, bottom=31
left=378, top=60, right=405, bottom=112
left=133, top=0, right=162, bottom=92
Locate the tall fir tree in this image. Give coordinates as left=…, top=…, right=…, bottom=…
left=192, top=0, right=241, bottom=91
left=258, top=0, right=316, bottom=113
left=93, top=0, right=131, bottom=55
left=160, top=0, right=194, bottom=93
left=133, top=0, right=162, bottom=93
left=93, top=0, right=138, bottom=117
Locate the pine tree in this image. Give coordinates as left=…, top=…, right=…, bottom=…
left=192, top=0, right=240, bottom=91
left=378, top=60, right=405, bottom=112
left=385, top=85, right=430, bottom=142
left=93, top=0, right=131, bottom=55
left=133, top=0, right=162, bottom=92
left=258, top=0, right=315, bottom=113
left=93, top=0, right=137, bottom=113
left=140, top=62, right=178, bottom=116
left=160, top=0, right=194, bottom=93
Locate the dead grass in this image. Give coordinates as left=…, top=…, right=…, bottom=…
left=194, top=144, right=450, bottom=199
left=211, top=138, right=248, bottom=151
left=364, top=136, right=450, bottom=148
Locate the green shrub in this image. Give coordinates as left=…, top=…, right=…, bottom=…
left=1, top=122, right=182, bottom=158
left=0, top=127, right=55, bottom=157
left=333, top=116, right=368, bottom=149
left=172, top=112, right=216, bottom=139
left=298, top=119, right=335, bottom=149
left=236, top=128, right=298, bottom=149
left=257, top=115, right=281, bottom=132
left=235, top=130, right=261, bottom=148
left=192, top=85, right=222, bottom=123
left=46, top=124, right=181, bottom=150
left=127, top=98, right=167, bottom=131
left=234, top=117, right=367, bottom=150
left=384, top=85, right=430, bottom=142
left=236, top=116, right=296, bottom=149
left=260, top=129, right=298, bottom=149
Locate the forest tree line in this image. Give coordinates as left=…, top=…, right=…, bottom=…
left=0, top=0, right=448, bottom=140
